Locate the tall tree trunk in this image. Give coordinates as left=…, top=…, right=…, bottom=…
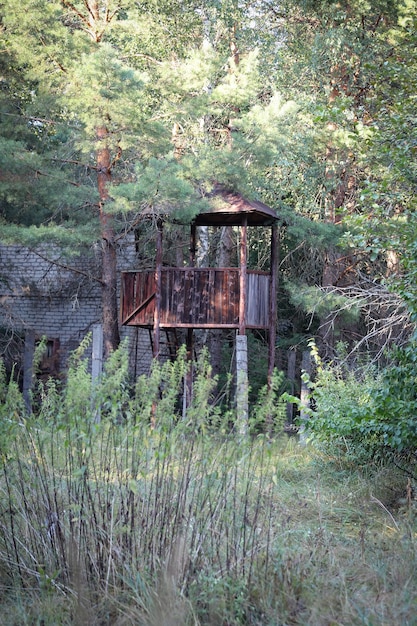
left=319, top=52, right=358, bottom=357
left=97, top=125, right=120, bottom=358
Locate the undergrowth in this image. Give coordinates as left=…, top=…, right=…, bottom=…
left=285, top=340, right=417, bottom=470
left=0, top=342, right=416, bottom=625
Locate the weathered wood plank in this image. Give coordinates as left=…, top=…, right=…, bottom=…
left=247, top=272, right=269, bottom=327
left=121, top=268, right=269, bottom=328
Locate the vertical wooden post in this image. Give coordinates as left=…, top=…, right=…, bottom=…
left=153, top=219, right=163, bottom=359
left=91, top=323, right=103, bottom=422
left=236, top=217, right=248, bottom=431
left=184, top=328, right=194, bottom=415
left=182, top=222, right=197, bottom=414
left=238, top=216, right=248, bottom=336
left=236, top=334, right=248, bottom=434
left=299, top=350, right=312, bottom=445
left=92, top=323, right=103, bottom=383
left=268, top=224, right=279, bottom=387
left=190, top=222, right=197, bottom=265
left=188, top=224, right=196, bottom=356
left=286, top=349, right=296, bottom=423
left=23, top=329, right=35, bottom=414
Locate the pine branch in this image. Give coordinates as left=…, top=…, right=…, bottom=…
left=30, top=167, right=81, bottom=187
left=51, top=157, right=97, bottom=169
left=265, top=3, right=320, bottom=27
left=39, top=36, right=67, bottom=73
left=83, top=0, right=97, bottom=22
left=110, top=146, right=122, bottom=169
left=104, top=0, right=119, bottom=24
left=62, top=0, right=91, bottom=29
left=0, top=112, right=56, bottom=125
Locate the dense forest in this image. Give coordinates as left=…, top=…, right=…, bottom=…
left=1, top=0, right=416, bottom=449
left=0, top=1, right=416, bottom=623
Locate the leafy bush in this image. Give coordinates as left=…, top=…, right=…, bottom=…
left=365, top=341, right=417, bottom=453
left=286, top=340, right=417, bottom=464
left=250, top=368, right=287, bottom=434
left=0, top=361, right=25, bottom=458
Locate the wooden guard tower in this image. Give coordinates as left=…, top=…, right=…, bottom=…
left=120, top=188, right=279, bottom=420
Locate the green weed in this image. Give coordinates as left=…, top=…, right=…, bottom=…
left=0, top=344, right=415, bottom=625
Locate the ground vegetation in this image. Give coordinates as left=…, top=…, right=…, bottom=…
left=0, top=344, right=415, bottom=625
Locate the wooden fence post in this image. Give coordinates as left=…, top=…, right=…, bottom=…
left=286, top=349, right=297, bottom=424
left=299, top=350, right=312, bottom=445
left=23, top=329, right=35, bottom=414
left=236, top=333, right=248, bottom=434
left=92, top=323, right=103, bottom=422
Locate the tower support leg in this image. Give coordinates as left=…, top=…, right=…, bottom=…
left=236, top=333, right=248, bottom=435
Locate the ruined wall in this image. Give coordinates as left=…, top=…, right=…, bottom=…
left=0, top=242, right=153, bottom=378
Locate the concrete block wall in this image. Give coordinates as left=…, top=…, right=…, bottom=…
left=0, top=242, right=153, bottom=378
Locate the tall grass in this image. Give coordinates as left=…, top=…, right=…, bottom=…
left=0, top=344, right=416, bottom=625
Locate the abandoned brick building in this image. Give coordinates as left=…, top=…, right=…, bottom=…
left=0, top=240, right=152, bottom=387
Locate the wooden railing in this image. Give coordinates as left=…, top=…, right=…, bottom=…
left=121, top=268, right=270, bottom=329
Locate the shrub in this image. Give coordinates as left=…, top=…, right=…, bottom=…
left=285, top=340, right=417, bottom=465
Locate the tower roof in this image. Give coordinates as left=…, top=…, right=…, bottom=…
left=195, top=186, right=278, bottom=227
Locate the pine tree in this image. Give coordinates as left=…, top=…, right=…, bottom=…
left=255, top=0, right=409, bottom=357
left=2, top=0, right=296, bottom=364
left=1, top=0, right=204, bottom=356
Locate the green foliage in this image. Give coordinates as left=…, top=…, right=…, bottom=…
left=95, top=338, right=131, bottom=421
left=251, top=369, right=287, bottom=434
left=365, top=341, right=417, bottom=452
left=0, top=397, right=416, bottom=624
left=1, top=0, right=415, bottom=359
left=1, top=4, right=417, bottom=577
left=0, top=367, right=21, bottom=420
left=63, top=334, right=93, bottom=423
left=185, top=347, right=224, bottom=428
left=289, top=340, right=417, bottom=462
left=37, top=376, right=62, bottom=423
left=133, top=344, right=229, bottom=432
left=340, top=5, right=417, bottom=324
left=0, top=0, right=208, bottom=256
left=0, top=360, right=8, bottom=408
left=0, top=360, right=25, bottom=459
left=111, top=156, right=204, bottom=222
left=286, top=280, right=362, bottom=325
